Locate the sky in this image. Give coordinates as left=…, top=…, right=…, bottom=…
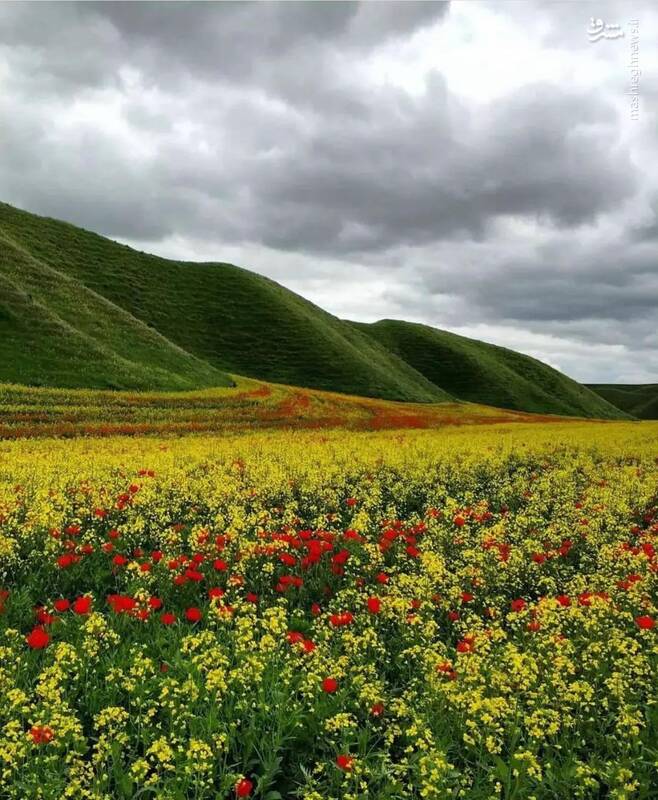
left=0, top=1, right=656, bottom=383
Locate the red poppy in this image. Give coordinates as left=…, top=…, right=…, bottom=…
left=185, top=607, right=202, bottom=623
left=367, top=597, right=381, bottom=614
left=72, top=596, right=92, bottom=615
left=375, top=572, right=389, bottom=584
left=213, top=559, right=228, bottom=571
left=336, top=754, right=354, bottom=771
left=635, top=615, right=655, bottom=630
left=527, top=620, right=541, bottom=632
left=453, top=515, right=466, bottom=527
left=235, top=778, right=253, bottom=798
left=510, top=598, right=526, bottom=613
left=160, top=612, right=176, bottom=625
left=329, top=611, right=354, bottom=627
left=26, top=627, right=50, bottom=649
left=29, top=725, right=54, bottom=744
left=322, top=677, right=338, bottom=693
left=556, top=594, right=571, bottom=607
left=371, top=702, right=385, bottom=716
left=148, top=597, right=163, bottom=610
left=56, top=554, right=75, bottom=569
left=461, top=592, right=474, bottom=604
left=456, top=636, right=475, bottom=654
left=345, top=497, right=357, bottom=507
left=112, top=554, right=128, bottom=567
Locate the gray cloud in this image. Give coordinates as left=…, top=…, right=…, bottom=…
left=0, top=0, right=655, bottom=383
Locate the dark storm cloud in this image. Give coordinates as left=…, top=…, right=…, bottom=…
left=0, top=0, right=655, bottom=382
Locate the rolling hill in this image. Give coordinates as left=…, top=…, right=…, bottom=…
left=587, top=384, right=658, bottom=419
left=0, top=202, right=446, bottom=402
left=0, top=201, right=630, bottom=418
left=353, top=319, right=628, bottom=419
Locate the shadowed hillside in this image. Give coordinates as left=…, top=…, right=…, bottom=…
left=353, top=319, right=628, bottom=420
left=588, top=384, right=658, bottom=419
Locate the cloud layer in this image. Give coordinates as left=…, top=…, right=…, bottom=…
left=0, top=0, right=656, bottom=382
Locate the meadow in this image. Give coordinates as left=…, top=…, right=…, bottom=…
left=1, top=420, right=658, bottom=799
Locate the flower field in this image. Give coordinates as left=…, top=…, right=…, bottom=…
left=1, top=422, right=658, bottom=799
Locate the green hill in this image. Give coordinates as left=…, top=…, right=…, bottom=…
left=352, top=319, right=628, bottom=419
left=0, top=202, right=446, bottom=401
left=0, top=230, right=231, bottom=391
left=587, top=384, right=658, bottom=419
left=0, top=202, right=632, bottom=418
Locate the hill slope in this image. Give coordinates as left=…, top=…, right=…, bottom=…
left=0, top=202, right=631, bottom=418
left=0, top=202, right=447, bottom=402
left=587, top=384, right=658, bottom=419
left=0, top=229, right=231, bottom=391
left=353, top=319, right=628, bottom=419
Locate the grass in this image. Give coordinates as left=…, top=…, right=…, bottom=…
left=588, top=384, right=658, bottom=419
left=0, top=202, right=632, bottom=419
left=0, top=203, right=446, bottom=403
left=353, top=319, right=628, bottom=420
left=0, top=378, right=593, bottom=440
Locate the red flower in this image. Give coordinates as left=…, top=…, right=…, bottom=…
left=556, top=594, right=571, bottom=607
left=235, top=778, right=253, bottom=798
left=161, top=612, right=176, bottom=625
left=112, top=554, right=128, bottom=567
left=635, top=615, right=655, bottom=630
left=213, top=559, right=228, bottom=572
left=56, top=554, right=75, bottom=569
left=322, top=677, right=338, bottom=693
left=336, top=754, right=354, bottom=771
left=329, top=611, right=354, bottom=627
left=367, top=597, right=381, bottom=614
left=29, top=725, right=54, bottom=744
left=461, top=592, right=474, bottom=604
left=456, top=636, right=475, bottom=654
left=375, top=572, right=389, bottom=584
left=527, top=620, right=541, bottom=632
left=453, top=515, right=466, bottom=527
left=371, top=702, right=385, bottom=716
left=26, top=627, right=50, bottom=649
left=510, top=598, right=526, bottom=613
left=108, top=595, right=137, bottom=614
left=345, top=497, right=357, bottom=507
left=185, top=607, right=202, bottom=623
left=72, top=596, right=92, bottom=615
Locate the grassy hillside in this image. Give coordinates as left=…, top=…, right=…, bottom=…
left=0, top=202, right=447, bottom=402
left=588, top=384, right=658, bottom=419
left=0, top=202, right=632, bottom=418
left=0, top=230, right=231, bottom=391
left=353, top=319, right=628, bottom=420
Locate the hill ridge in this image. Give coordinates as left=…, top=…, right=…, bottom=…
left=0, top=201, right=629, bottom=418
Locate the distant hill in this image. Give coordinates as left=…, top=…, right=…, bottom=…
left=588, top=384, right=658, bottom=419
left=352, top=319, right=628, bottom=419
left=0, top=202, right=630, bottom=418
